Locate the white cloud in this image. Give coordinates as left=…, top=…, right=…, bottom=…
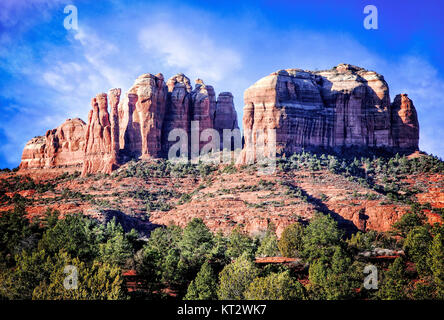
left=138, top=22, right=242, bottom=82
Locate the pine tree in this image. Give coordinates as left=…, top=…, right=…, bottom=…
left=404, top=226, right=432, bottom=276
left=244, top=271, right=306, bottom=300
left=378, top=257, right=408, bottom=300
left=278, top=222, right=304, bottom=257
left=256, top=224, right=279, bottom=257
left=184, top=262, right=217, bottom=300
left=428, top=233, right=444, bottom=299
left=302, top=212, right=341, bottom=262
left=217, top=253, right=258, bottom=300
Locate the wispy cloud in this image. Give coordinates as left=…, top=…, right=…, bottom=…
left=138, top=22, right=242, bottom=82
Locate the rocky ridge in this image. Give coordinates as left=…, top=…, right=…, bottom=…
left=240, top=64, right=419, bottom=163
left=20, top=73, right=239, bottom=175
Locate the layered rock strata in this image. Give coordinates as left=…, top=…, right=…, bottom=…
left=240, top=64, right=419, bottom=163
left=20, top=72, right=239, bottom=174
left=19, top=118, right=86, bottom=170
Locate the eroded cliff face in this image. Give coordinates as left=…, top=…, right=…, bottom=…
left=119, top=73, right=168, bottom=159
left=214, top=92, right=239, bottom=150
left=240, top=64, right=419, bottom=162
left=191, top=79, right=217, bottom=151
left=19, top=64, right=420, bottom=174
left=161, top=73, right=192, bottom=157
left=19, top=72, right=238, bottom=174
left=391, top=93, right=419, bottom=150
left=19, top=118, right=86, bottom=170
left=82, top=90, right=122, bottom=176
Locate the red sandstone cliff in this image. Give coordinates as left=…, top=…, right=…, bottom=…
left=19, top=118, right=86, bottom=170
left=19, top=72, right=238, bottom=174
left=240, top=64, right=419, bottom=163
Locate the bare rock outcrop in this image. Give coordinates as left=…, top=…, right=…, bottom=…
left=119, top=73, right=167, bottom=159
left=240, top=64, right=419, bottom=162
left=82, top=90, right=122, bottom=176
left=191, top=79, right=217, bottom=151
left=391, top=93, right=419, bottom=150
left=161, top=73, right=192, bottom=157
left=20, top=118, right=86, bottom=169
left=214, top=92, right=239, bottom=150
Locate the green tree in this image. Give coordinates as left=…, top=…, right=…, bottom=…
left=99, top=232, right=133, bottom=267
left=38, top=213, right=101, bottom=262
left=302, top=212, right=342, bottom=262
left=179, top=218, right=214, bottom=267
left=307, top=247, right=358, bottom=300
left=32, top=251, right=127, bottom=300
left=392, top=211, right=424, bottom=238
left=0, top=249, right=53, bottom=299
left=278, top=222, right=304, bottom=257
left=256, top=224, right=279, bottom=257
left=244, top=271, right=306, bottom=300
left=0, top=204, right=33, bottom=265
left=403, top=226, right=432, bottom=276
left=217, top=253, right=258, bottom=300
left=226, top=227, right=256, bottom=259
left=184, top=262, right=217, bottom=300
left=428, top=233, right=444, bottom=299
left=135, top=246, right=162, bottom=296
left=378, top=257, right=408, bottom=300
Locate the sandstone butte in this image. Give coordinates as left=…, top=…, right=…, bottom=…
left=19, top=73, right=239, bottom=175
left=240, top=63, right=419, bottom=163
left=20, top=64, right=419, bottom=175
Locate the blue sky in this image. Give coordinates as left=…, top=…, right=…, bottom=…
left=0, top=0, right=443, bottom=168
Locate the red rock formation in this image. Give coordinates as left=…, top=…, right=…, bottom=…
left=109, top=88, right=122, bottom=163
left=20, top=118, right=86, bottom=169
left=191, top=79, right=217, bottom=152
left=214, top=92, right=239, bottom=150
left=119, top=73, right=167, bottom=159
left=391, top=93, right=419, bottom=150
left=240, top=64, right=417, bottom=163
left=161, top=73, right=192, bottom=157
left=82, top=90, right=122, bottom=176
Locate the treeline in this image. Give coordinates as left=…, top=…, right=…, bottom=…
left=0, top=203, right=442, bottom=300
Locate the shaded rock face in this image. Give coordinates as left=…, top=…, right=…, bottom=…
left=241, top=64, right=419, bottom=162
left=191, top=79, right=217, bottom=150
left=214, top=92, right=239, bottom=149
left=19, top=118, right=86, bottom=170
left=391, top=94, right=419, bottom=150
left=161, top=73, right=192, bottom=157
left=20, top=72, right=238, bottom=174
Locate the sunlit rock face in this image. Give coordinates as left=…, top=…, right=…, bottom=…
left=240, top=63, right=419, bottom=162
left=19, top=118, right=86, bottom=170
left=19, top=73, right=239, bottom=174
left=119, top=73, right=168, bottom=159
left=82, top=90, right=122, bottom=176
left=391, top=93, right=419, bottom=150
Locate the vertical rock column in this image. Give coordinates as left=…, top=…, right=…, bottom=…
left=191, top=79, right=217, bottom=153
left=214, top=92, right=239, bottom=150
left=82, top=93, right=119, bottom=176
left=161, top=73, right=192, bottom=157
left=108, top=88, right=121, bottom=164
left=391, top=93, right=419, bottom=150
